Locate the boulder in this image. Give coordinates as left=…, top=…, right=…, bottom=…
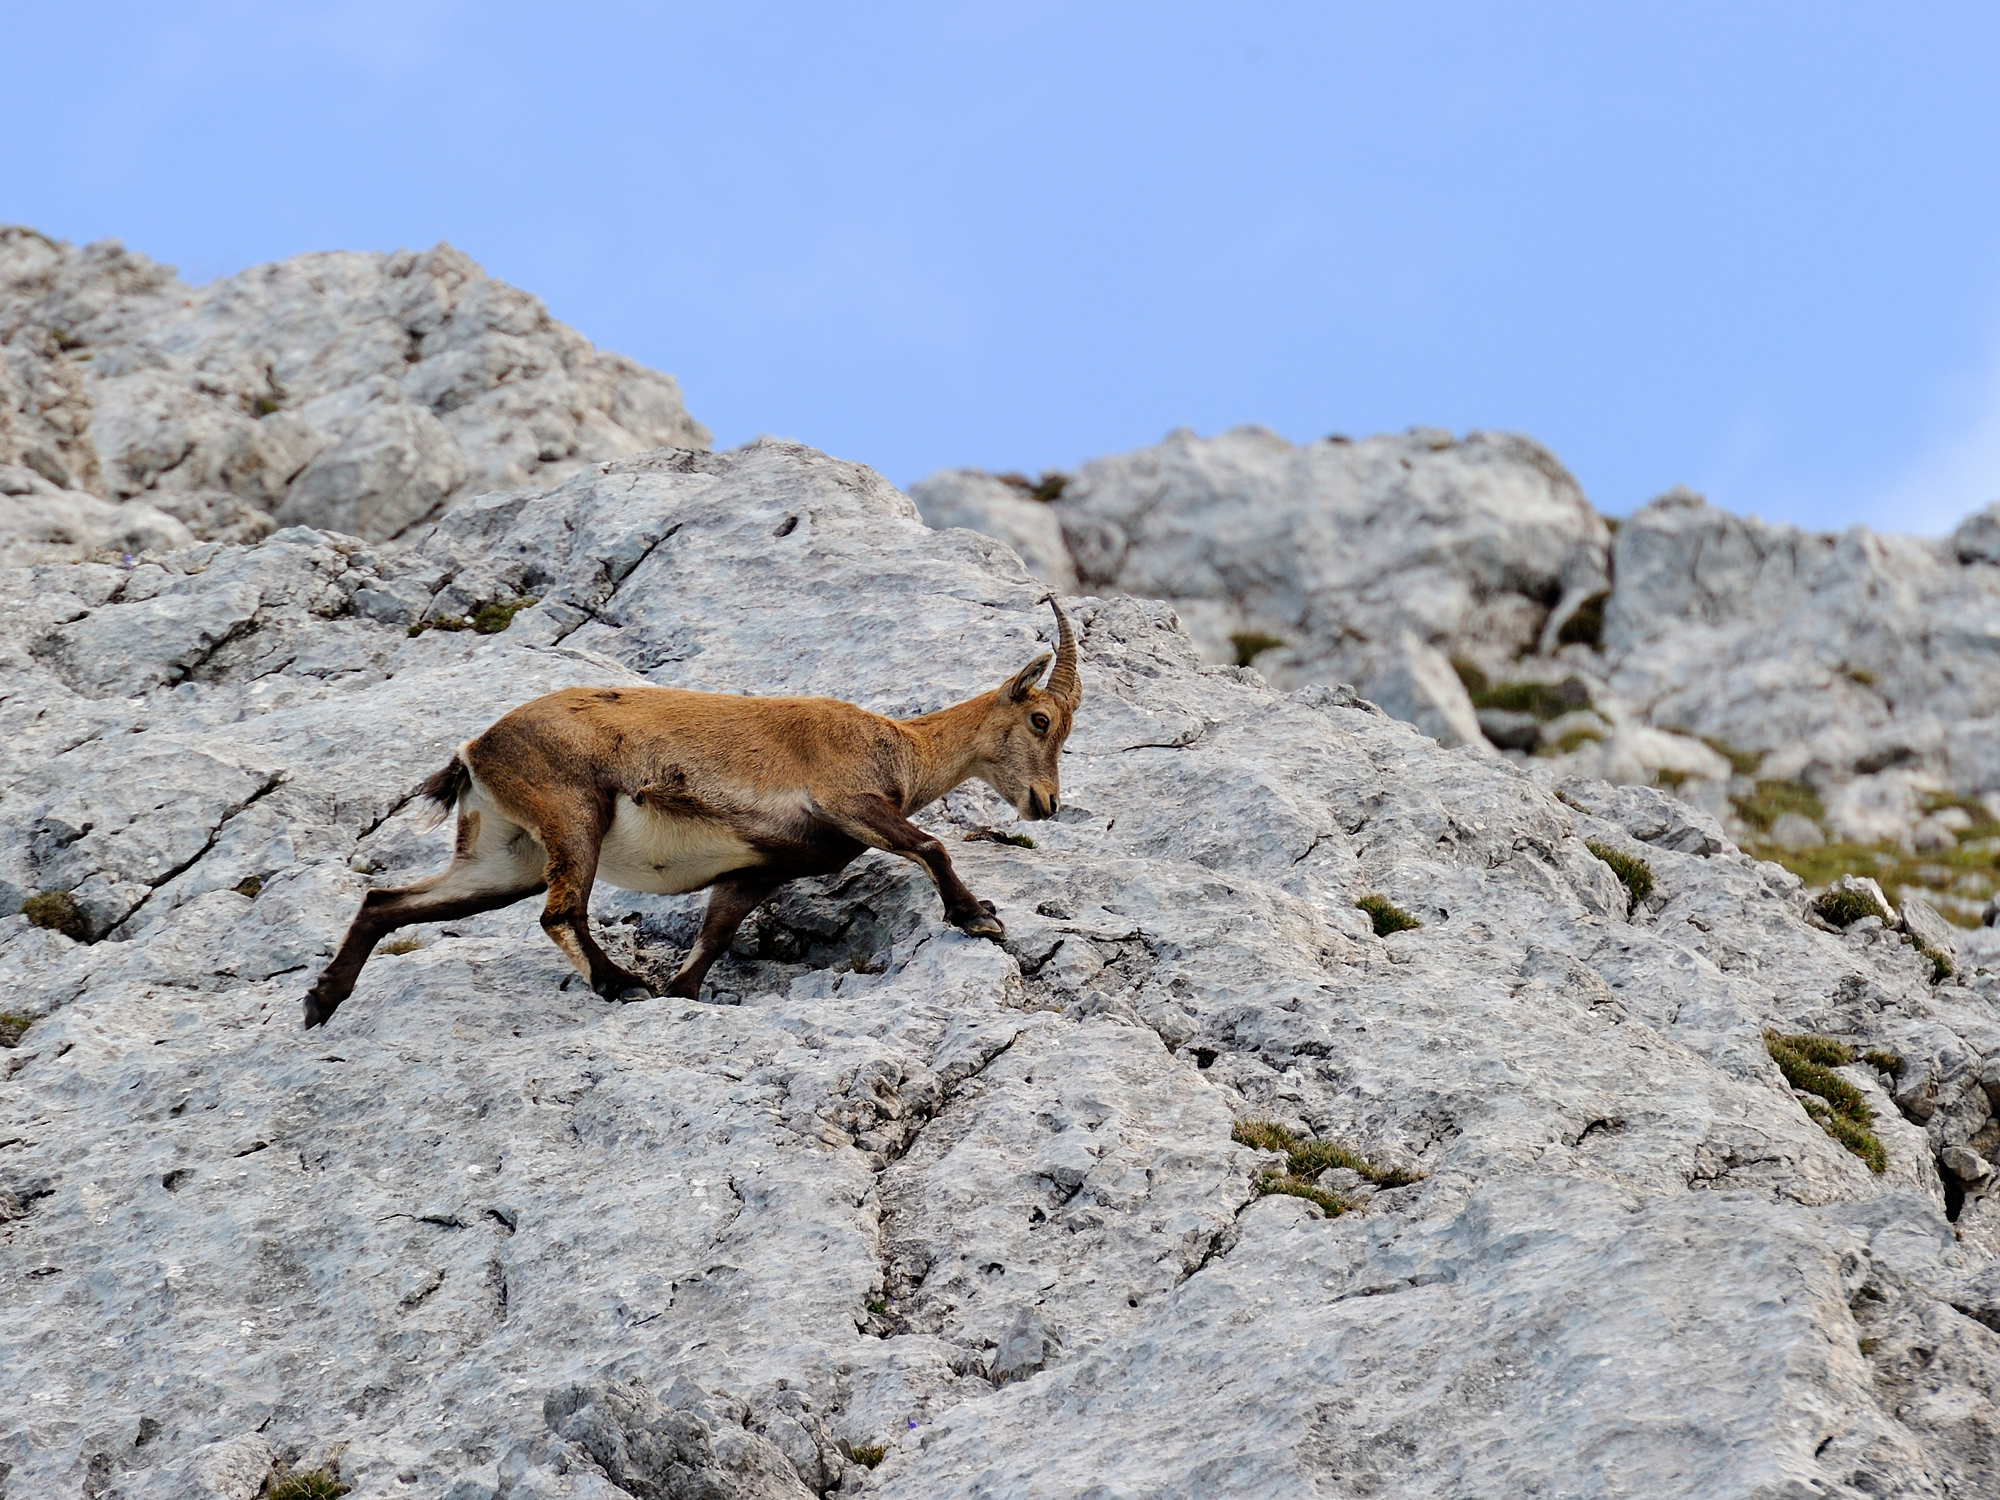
left=910, top=469, right=1078, bottom=592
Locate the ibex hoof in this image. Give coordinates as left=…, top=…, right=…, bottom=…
left=301, top=993, right=332, bottom=1029
left=953, top=906, right=1005, bottom=940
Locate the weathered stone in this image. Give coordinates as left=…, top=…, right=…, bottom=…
left=0, top=226, right=708, bottom=556
left=910, top=470, right=1078, bottom=593
left=1, top=438, right=1998, bottom=1497
left=1943, top=1146, right=1993, bottom=1185
left=1902, top=896, right=1961, bottom=969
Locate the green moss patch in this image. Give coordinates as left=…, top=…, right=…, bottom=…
left=1450, top=659, right=1593, bottom=720
left=963, top=828, right=1035, bottom=849
left=1814, top=886, right=1883, bottom=928
left=1764, top=1032, right=1886, bottom=1173
left=1230, top=631, right=1289, bottom=667
left=1910, top=934, right=1954, bottom=982
left=21, top=891, right=87, bottom=940
left=409, top=597, right=539, bottom=637
left=0, top=1013, right=32, bottom=1048
left=1586, top=841, right=1654, bottom=912
left=1702, top=737, right=1764, bottom=777
left=1733, top=779, right=1824, bottom=833
left=1356, top=894, right=1421, bottom=936
left=1725, top=774, right=2000, bottom=926
left=1231, top=1120, right=1422, bottom=1216
left=1752, top=824, right=2000, bottom=929
left=1537, top=725, right=1605, bottom=757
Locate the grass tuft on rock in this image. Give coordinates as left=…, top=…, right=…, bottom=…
left=1910, top=934, right=1953, bottom=982
left=1356, top=894, right=1421, bottom=937
left=849, top=1443, right=887, bottom=1469
left=1230, top=630, right=1290, bottom=667
left=380, top=935, right=423, bottom=956
left=1256, top=1174, right=1347, bottom=1215
left=1586, top=841, right=1653, bottom=912
left=0, top=1012, right=32, bottom=1048
left=21, top=890, right=87, bottom=940
left=1814, top=886, right=1884, bottom=929
left=470, top=597, right=539, bottom=634
left=1733, top=779, right=1824, bottom=834
left=409, top=597, right=539, bottom=638
left=1230, top=1120, right=1423, bottom=1206
left=1863, top=1049, right=1904, bottom=1078
left=963, top=828, right=1035, bottom=849
left=1476, top=677, right=1593, bottom=721
left=1702, top=737, right=1764, bottom=777
left=1764, top=1031, right=1886, bottom=1173
left=266, top=1462, right=351, bottom=1500
left=1749, top=792, right=2000, bottom=928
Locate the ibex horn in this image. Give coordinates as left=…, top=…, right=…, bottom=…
left=1042, top=595, right=1081, bottom=708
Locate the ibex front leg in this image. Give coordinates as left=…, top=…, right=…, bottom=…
left=663, top=872, right=785, bottom=1000
left=826, top=793, right=1004, bottom=939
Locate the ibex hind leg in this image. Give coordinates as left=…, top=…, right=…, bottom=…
left=530, top=815, right=656, bottom=1004
left=302, top=808, right=543, bottom=1028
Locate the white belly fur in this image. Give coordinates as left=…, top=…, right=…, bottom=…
left=596, top=800, right=763, bottom=895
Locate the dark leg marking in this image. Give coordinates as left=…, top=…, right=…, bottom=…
left=825, top=793, right=1003, bottom=939
left=665, top=873, right=787, bottom=1000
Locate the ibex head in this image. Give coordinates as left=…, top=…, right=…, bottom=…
left=979, top=597, right=1083, bottom=821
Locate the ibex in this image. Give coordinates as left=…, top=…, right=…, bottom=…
left=302, top=599, right=1082, bottom=1028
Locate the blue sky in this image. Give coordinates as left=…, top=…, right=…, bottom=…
left=11, top=3, right=2000, bottom=531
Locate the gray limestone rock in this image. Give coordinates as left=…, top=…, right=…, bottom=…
left=1, top=438, right=1997, bottom=1496
left=1902, top=897, right=1960, bottom=971
left=1025, top=424, right=1608, bottom=690
left=910, top=431, right=2000, bottom=870
left=910, top=469, right=1078, bottom=594
left=0, top=226, right=708, bottom=558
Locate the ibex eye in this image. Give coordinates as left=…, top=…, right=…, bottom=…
left=1030, top=713, right=1051, bottom=733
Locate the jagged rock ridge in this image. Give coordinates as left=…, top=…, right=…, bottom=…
left=1, top=441, right=1996, bottom=1497
left=916, top=430, right=2000, bottom=906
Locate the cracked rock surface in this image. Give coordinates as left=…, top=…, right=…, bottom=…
left=3, top=441, right=1999, bottom=1497
left=0, top=225, right=708, bottom=561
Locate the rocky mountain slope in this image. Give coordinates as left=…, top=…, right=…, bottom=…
left=0, top=226, right=708, bottom=562
left=4, top=441, right=1999, bottom=1497
left=915, top=430, right=2000, bottom=926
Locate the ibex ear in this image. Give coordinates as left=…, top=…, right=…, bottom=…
left=1004, top=653, right=1053, bottom=702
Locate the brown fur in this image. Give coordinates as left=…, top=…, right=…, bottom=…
left=302, top=601, right=1081, bottom=1027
